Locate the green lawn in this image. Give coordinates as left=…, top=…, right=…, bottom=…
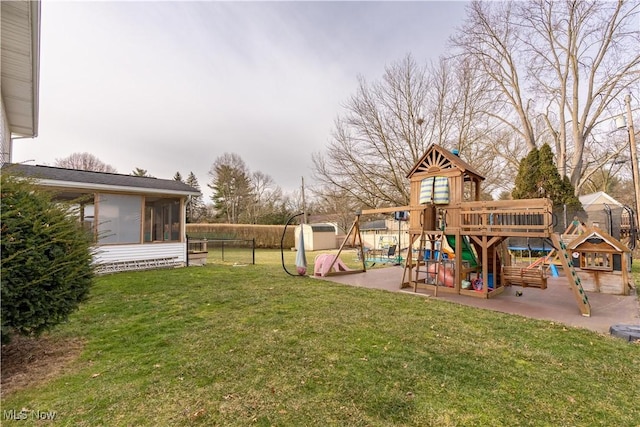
left=2, top=250, right=639, bottom=426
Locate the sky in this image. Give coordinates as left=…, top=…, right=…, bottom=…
left=13, top=0, right=469, bottom=201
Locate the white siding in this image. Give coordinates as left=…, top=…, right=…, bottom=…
left=93, top=243, right=187, bottom=264
left=1, top=98, right=10, bottom=165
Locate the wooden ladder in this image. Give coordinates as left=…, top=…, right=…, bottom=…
left=550, top=234, right=591, bottom=317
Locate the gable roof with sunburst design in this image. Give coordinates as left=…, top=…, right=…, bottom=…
left=406, top=144, right=485, bottom=181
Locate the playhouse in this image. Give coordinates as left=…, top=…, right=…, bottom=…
left=566, top=226, right=632, bottom=295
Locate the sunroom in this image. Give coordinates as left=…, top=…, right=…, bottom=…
left=4, top=164, right=201, bottom=273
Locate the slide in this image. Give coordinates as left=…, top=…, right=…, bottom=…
left=446, top=235, right=478, bottom=268
left=314, top=254, right=352, bottom=277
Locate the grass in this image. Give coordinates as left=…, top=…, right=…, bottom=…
left=2, top=250, right=639, bottom=426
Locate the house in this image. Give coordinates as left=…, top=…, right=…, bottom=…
left=360, top=218, right=409, bottom=251
left=1, top=0, right=41, bottom=164
left=5, top=164, right=201, bottom=273
left=2, top=3, right=203, bottom=273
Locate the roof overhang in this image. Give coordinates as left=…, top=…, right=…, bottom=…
left=1, top=0, right=41, bottom=138
left=3, top=164, right=202, bottom=198
left=36, top=179, right=201, bottom=198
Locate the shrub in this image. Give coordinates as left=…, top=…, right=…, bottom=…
left=1, top=172, right=94, bottom=344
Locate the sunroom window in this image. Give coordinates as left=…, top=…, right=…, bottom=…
left=97, top=194, right=142, bottom=244
left=144, top=197, right=181, bottom=242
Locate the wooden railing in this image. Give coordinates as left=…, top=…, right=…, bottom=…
left=187, top=238, right=208, bottom=253
left=454, top=198, right=553, bottom=238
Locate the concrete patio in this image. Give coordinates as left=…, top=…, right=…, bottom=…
left=315, top=265, right=640, bottom=335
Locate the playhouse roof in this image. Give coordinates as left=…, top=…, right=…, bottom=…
left=406, top=144, right=485, bottom=181
left=566, top=226, right=630, bottom=253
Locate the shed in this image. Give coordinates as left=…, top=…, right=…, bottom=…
left=566, top=226, right=632, bottom=295
left=295, top=223, right=337, bottom=251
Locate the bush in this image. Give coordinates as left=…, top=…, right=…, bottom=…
left=1, top=172, right=94, bottom=344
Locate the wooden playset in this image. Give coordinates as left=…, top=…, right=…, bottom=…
left=327, top=144, right=598, bottom=316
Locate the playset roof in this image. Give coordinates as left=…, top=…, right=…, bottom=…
left=406, top=144, right=485, bottom=181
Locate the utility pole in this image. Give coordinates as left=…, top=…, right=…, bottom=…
left=625, top=94, right=640, bottom=241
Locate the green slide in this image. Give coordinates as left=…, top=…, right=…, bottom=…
left=446, top=235, right=478, bottom=268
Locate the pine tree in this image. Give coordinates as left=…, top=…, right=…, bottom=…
left=185, top=172, right=204, bottom=223
left=512, top=144, right=584, bottom=218
left=1, top=173, right=94, bottom=344
left=512, top=147, right=540, bottom=199
left=538, top=144, right=566, bottom=202
left=208, top=154, right=254, bottom=224
left=132, top=168, right=153, bottom=177
left=173, top=171, right=183, bottom=182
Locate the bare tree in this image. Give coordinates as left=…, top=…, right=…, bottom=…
left=246, top=171, right=284, bottom=224
left=451, top=0, right=640, bottom=193
left=310, top=186, right=361, bottom=235
left=313, top=53, right=499, bottom=206
left=54, top=152, right=117, bottom=173
left=453, top=2, right=538, bottom=158
left=432, top=55, right=511, bottom=197
left=313, top=55, right=432, bottom=208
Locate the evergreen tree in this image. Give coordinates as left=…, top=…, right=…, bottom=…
left=512, top=144, right=584, bottom=217
left=185, top=172, right=204, bottom=223
left=512, top=147, right=540, bottom=199
left=1, top=173, right=94, bottom=344
left=132, top=168, right=153, bottom=177
left=173, top=171, right=183, bottom=182
left=208, top=153, right=254, bottom=224
left=538, top=144, right=566, bottom=202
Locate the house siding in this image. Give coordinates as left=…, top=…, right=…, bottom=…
left=93, top=243, right=186, bottom=264
left=1, top=99, right=10, bottom=165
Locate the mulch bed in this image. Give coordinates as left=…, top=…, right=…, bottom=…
left=1, top=334, right=84, bottom=397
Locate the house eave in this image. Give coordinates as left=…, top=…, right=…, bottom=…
left=34, top=179, right=201, bottom=197
left=1, top=0, right=41, bottom=138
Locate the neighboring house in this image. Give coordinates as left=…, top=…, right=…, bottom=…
left=360, top=218, right=409, bottom=250
left=1, top=0, right=41, bottom=164
left=5, top=164, right=201, bottom=273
